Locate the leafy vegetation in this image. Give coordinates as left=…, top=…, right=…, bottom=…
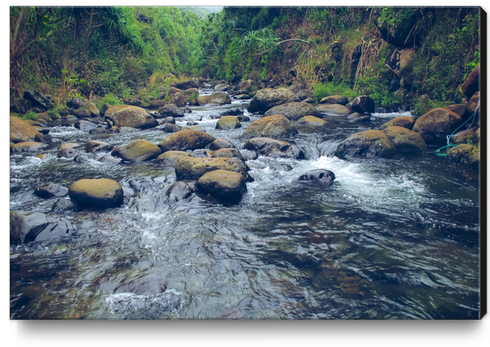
left=10, top=6, right=481, bottom=116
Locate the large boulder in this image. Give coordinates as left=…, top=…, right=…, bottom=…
left=111, top=139, right=162, bottom=162
left=216, top=116, right=241, bottom=130
left=10, top=210, right=77, bottom=245
left=380, top=116, right=415, bottom=130
left=23, top=89, right=54, bottom=110
left=175, top=157, right=251, bottom=181
left=412, top=108, right=463, bottom=146
left=158, top=129, right=215, bottom=152
left=105, top=105, right=158, bottom=129
left=197, top=92, right=231, bottom=106
left=351, top=95, right=375, bottom=114
left=334, top=130, right=396, bottom=159
left=243, top=114, right=297, bottom=139
left=263, top=102, right=322, bottom=121
left=382, top=126, right=427, bottom=153
left=68, top=178, right=124, bottom=208
left=243, top=137, right=305, bottom=159
left=461, top=64, right=480, bottom=99
left=237, top=79, right=256, bottom=95
left=196, top=170, right=247, bottom=203
left=320, top=95, right=349, bottom=105
left=316, top=104, right=352, bottom=115
left=11, top=141, right=48, bottom=153
left=247, top=88, right=299, bottom=113
left=158, top=104, right=184, bottom=118
left=10, top=116, right=43, bottom=143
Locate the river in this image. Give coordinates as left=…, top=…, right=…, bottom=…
left=9, top=90, right=481, bottom=319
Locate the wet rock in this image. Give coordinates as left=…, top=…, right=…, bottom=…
left=296, top=116, right=327, bottom=126
left=175, top=157, right=251, bottom=181
left=99, top=155, right=122, bottom=164
left=161, top=116, right=176, bottom=124
left=51, top=198, right=76, bottom=212
left=74, top=119, right=98, bottom=132
left=243, top=137, right=305, bottom=159
left=173, top=78, right=199, bottom=90
left=447, top=144, right=480, bottom=169
left=236, top=115, right=250, bottom=122
left=149, top=99, right=167, bottom=108
left=11, top=141, right=48, bottom=153
left=237, top=80, right=255, bottom=95
left=111, top=139, right=162, bottom=162
left=351, top=95, right=375, bottom=114
left=73, top=153, right=94, bottom=163
left=248, top=88, right=299, bottom=113
left=320, top=95, right=349, bottom=105
left=85, top=140, right=113, bottom=153
left=466, top=91, right=480, bottom=115
left=218, top=108, right=243, bottom=117
left=10, top=116, right=43, bottom=143
left=34, top=182, right=69, bottom=199
left=196, top=170, right=247, bottom=203
left=264, top=102, right=322, bottom=121
left=461, top=64, right=480, bottom=99
left=240, top=149, right=258, bottom=161
left=197, top=92, right=231, bottom=106
left=164, top=181, right=193, bottom=203
left=192, top=148, right=214, bottom=158
left=451, top=127, right=477, bottom=145
left=208, top=138, right=236, bottom=150
left=243, top=114, right=297, bottom=139
left=186, top=121, right=199, bottom=126
left=158, top=104, right=184, bottom=118
left=382, top=126, right=427, bottom=153
left=216, top=116, right=241, bottom=130
left=210, top=148, right=247, bottom=166
left=115, top=275, right=168, bottom=296
left=412, top=108, right=462, bottom=146
left=317, top=104, right=352, bottom=115
left=89, top=126, right=107, bottom=135
left=69, top=178, right=124, bottom=208
left=334, top=130, right=396, bottom=159
left=10, top=210, right=77, bottom=245
left=380, top=116, right=415, bottom=130
left=105, top=105, right=158, bottom=129
left=158, top=129, right=215, bottom=152
left=298, top=169, right=336, bottom=186
left=155, top=150, right=194, bottom=167
left=161, top=124, right=183, bottom=133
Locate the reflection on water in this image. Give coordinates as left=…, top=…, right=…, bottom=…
left=10, top=99, right=480, bottom=319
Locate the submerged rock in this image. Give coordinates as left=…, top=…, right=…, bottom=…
left=298, top=169, right=336, bottom=186
left=334, top=130, right=396, bottom=159
left=196, top=170, right=247, bottom=203
left=69, top=178, right=124, bottom=208
left=34, top=182, right=69, bottom=199
left=10, top=210, right=77, bottom=245
left=164, top=181, right=193, bottom=203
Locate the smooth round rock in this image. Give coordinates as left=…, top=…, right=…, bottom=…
left=69, top=178, right=124, bottom=208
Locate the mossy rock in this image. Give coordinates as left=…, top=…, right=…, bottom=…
left=175, top=157, right=251, bottom=181
left=263, top=102, right=322, bottom=121
left=447, top=144, right=480, bottom=170
left=451, top=127, right=477, bottom=145
left=243, top=114, right=297, bottom=139
left=196, top=170, right=247, bottom=204
left=111, top=139, right=162, bottom=162
left=158, top=129, right=215, bottom=152
left=69, top=178, right=124, bottom=208
left=105, top=105, right=158, bottom=129
left=155, top=150, right=194, bottom=167
left=382, top=126, right=427, bottom=153
left=216, top=116, right=241, bottom=130
left=247, top=88, right=299, bottom=113
left=380, top=116, right=415, bottom=130
left=412, top=108, right=463, bottom=146
left=10, top=116, right=42, bottom=143
left=197, top=92, right=231, bottom=106
left=243, top=137, right=305, bottom=159
left=316, top=104, right=352, bottom=115
left=320, top=95, right=348, bottom=105
left=334, top=130, right=396, bottom=159
left=11, top=141, right=48, bottom=153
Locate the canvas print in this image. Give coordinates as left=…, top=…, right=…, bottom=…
left=10, top=6, right=484, bottom=319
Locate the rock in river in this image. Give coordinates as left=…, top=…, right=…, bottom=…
left=158, top=129, right=215, bottom=152
left=10, top=116, right=43, bottom=143
left=243, top=114, right=297, bottom=139
left=175, top=157, right=252, bottom=181
left=196, top=170, right=247, bottom=204
left=216, top=116, right=241, bottom=130
left=69, top=178, right=124, bottom=208
left=105, top=105, right=158, bottom=129
left=412, top=108, right=462, bottom=146
left=243, top=137, right=305, bottom=159
left=111, top=139, right=162, bottom=162
left=263, top=102, right=322, bottom=121
left=334, top=130, right=396, bottom=159
left=247, top=88, right=299, bottom=113
left=382, top=126, right=427, bottom=153
left=298, top=169, right=336, bottom=186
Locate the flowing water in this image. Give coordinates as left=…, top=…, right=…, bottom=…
left=10, top=91, right=481, bottom=319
